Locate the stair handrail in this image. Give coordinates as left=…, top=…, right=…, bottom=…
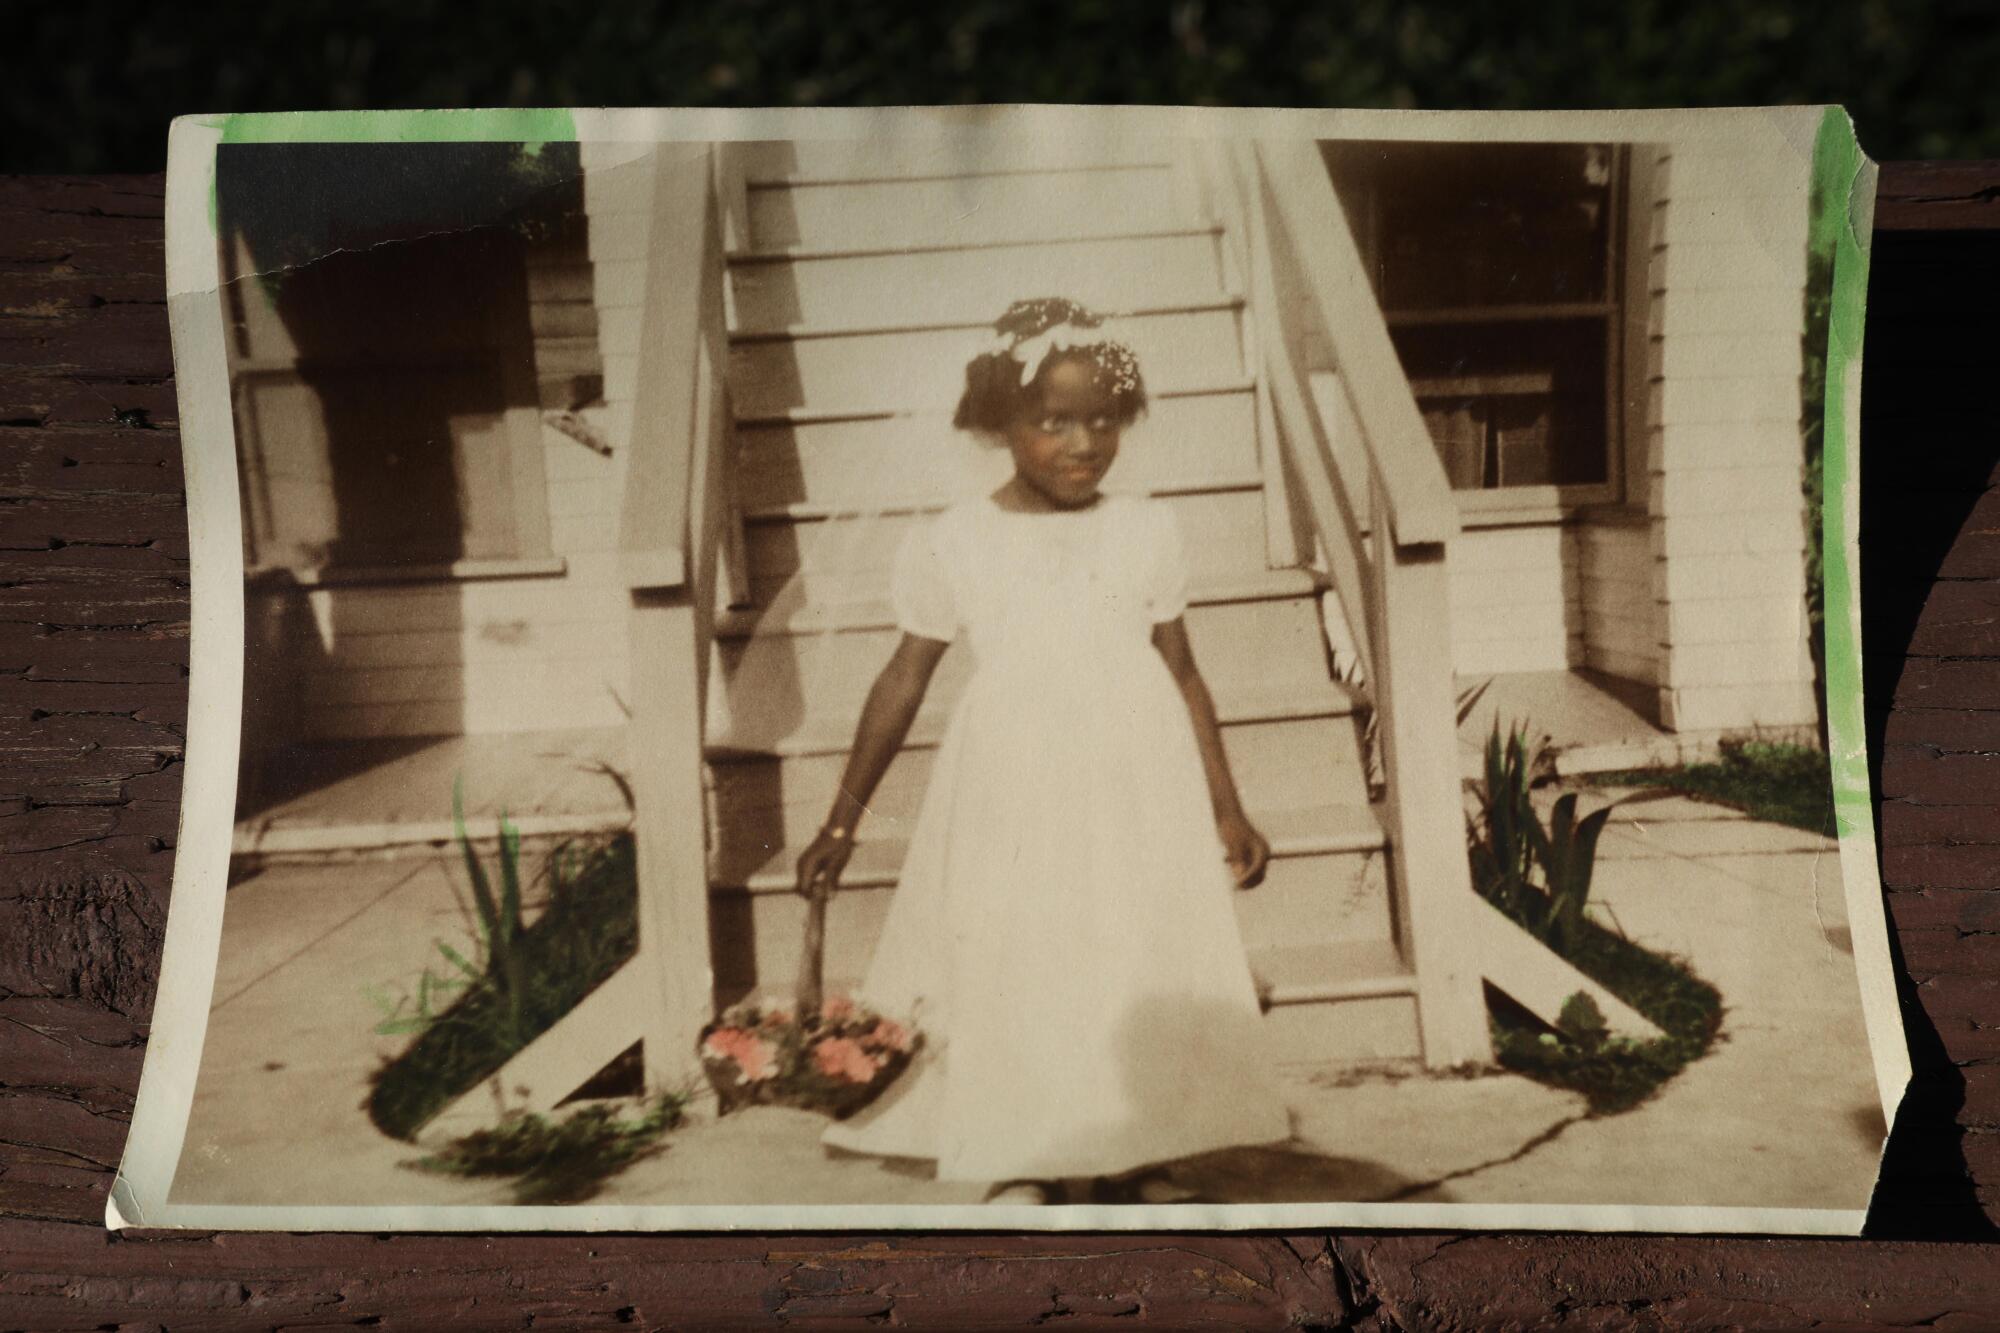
left=617, top=142, right=742, bottom=1092
left=1202, top=137, right=1491, bottom=1066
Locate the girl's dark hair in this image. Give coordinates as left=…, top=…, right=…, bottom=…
left=952, top=297, right=1149, bottom=432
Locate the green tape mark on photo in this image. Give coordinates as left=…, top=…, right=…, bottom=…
left=207, top=108, right=579, bottom=231
left=1810, top=106, right=1873, bottom=837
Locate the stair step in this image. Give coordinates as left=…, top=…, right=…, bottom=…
left=1252, top=939, right=1417, bottom=1005
left=1250, top=939, right=1423, bottom=1064
left=713, top=802, right=1388, bottom=891
left=730, top=223, right=1222, bottom=265
left=744, top=471, right=1261, bottom=523
left=734, top=385, right=1260, bottom=514
left=705, top=678, right=1361, bottom=759
left=727, top=303, right=1245, bottom=420
left=715, top=567, right=1325, bottom=639
left=707, top=710, right=1374, bottom=852
left=713, top=592, right=1333, bottom=728
left=728, top=230, right=1228, bottom=334
left=740, top=487, right=1277, bottom=609
left=707, top=880, right=1418, bottom=1065
left=733, top=377, right=1253, bottom=429
left=708, top=807, right=1395, bottom=1001
left=744, top=163, right=1187, bottom=253
left=734, top=140, right=1174, bottom=186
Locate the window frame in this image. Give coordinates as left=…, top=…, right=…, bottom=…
left=1335, top=142, right=1639, bottom=521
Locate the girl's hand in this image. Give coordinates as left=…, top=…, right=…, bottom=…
left=1217, top=811, right=1270, bottom=889
left=795, top=828, right=855, bottom=900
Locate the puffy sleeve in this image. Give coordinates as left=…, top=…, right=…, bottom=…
left=1141, top=500, right=1191, bottom=624
left=890, top=514, right=959, bottom=643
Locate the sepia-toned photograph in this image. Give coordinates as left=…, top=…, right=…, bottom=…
left=116, top=106, right=1902, bottom=1232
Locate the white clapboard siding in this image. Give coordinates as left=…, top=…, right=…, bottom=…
left=1448, top=524, right=1581, bottom=674
left=1648, top=463, right=1806, bottom=516
left=1666, top=636, right=1815, bottom=689
left=1578, top=519, right=1660, bottom=685
left=1652, top=512, right=1807, bottom=560
left=1648, top=285, right=1808, bottom=337
left=1649, top=190, right=1811, bottom=249
left=728, top=305, right=1244, bottom=419
left=729, top=230, right=1227, bottom=332
left=747, top=164, right=1187, bottom=252
left=1646, top=420, right=1808, bottom=474
left=1659, top=679, right=1818, bottom=734
left=1665, top=594, right=1811, bottom=648
left=1647, top=239, right=1810, bottom=294
left=734, top=388, right=1260, bottom=513
left=1647, top=330, right=1806, bottom=382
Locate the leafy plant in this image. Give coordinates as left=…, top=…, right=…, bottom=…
left=1468, top=723, right=1604, bottom=949
left=405, top=1092, right=686, bottom=1206
left=454, top=776, right=528, bottom=1047
left=1468, top=722, right=1725, bottom=1113
left=367, top=826, right=640, bottom=1142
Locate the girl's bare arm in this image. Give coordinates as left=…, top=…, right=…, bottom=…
left=1153, top=616, right=1271, bottom=887
left=795, top=632, right=950, bottom=893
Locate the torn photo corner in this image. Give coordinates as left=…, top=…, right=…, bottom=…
left=113, top=103, right=1904, bottom=1234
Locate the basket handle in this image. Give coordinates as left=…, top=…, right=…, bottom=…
left=794, top=873, right=829, bottom=1018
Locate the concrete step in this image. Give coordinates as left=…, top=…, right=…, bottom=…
left=733, top=385, right=1261, bottom=515
left=727, top=303, right=1245, bottom=420
left=740, top=485, right=1275, bottom=610
left=1252, top=939, right=1423, bottom=1064
left=706, top=698, right=1374, bottom=852
left=712, top=592, right=1333, bottom=729
left=744, top=162, right=1189, bottom=252
left=708, top=804, right=1393, bottom=998
left=734, top=139, right=1173, bottom=185
left=728, top=228, right=1228, bottom=333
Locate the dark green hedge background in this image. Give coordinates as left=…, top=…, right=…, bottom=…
left=8, top=0, right=1995, bottom=172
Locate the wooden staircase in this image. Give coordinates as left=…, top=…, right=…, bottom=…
left=702, top=140, right=1422, bottom=1064
left=430, top=136, right=1668, bottom=1125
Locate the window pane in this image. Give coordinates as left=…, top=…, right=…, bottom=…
left=1390, top=319, right=1610, bottom=489
left=1322, top=141, right=1616, bottom=312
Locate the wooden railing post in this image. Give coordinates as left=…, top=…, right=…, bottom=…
left=618, top=143, right=730, bottom=1098
left=627, top=589, right=717, bottom=1096
left=1367, top=473, right=1492, bottom=1068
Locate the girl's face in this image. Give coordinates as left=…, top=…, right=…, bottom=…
left=1002, top=355, right=1124, bottom=509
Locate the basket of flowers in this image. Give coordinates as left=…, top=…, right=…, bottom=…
left=696, top=872, right=921, bottom=1117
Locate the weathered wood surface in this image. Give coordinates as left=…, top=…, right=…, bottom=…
left=1, top=164, right=1997, bottom=1328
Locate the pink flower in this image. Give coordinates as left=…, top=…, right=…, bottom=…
left=759, top=1007, right=792, bottom=1031
left=812, top=1036, right=880, bottom=1084
left=861, top=1019, right=911, bottom=1053
left=820, top=995, right=855, bottom=1022
left=703, top=1027, right=779, bottom=1082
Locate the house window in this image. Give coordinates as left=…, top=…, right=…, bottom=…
left=1320, top=141, right=1628, bottom=508
left=219, top=142, right=576, bottom=577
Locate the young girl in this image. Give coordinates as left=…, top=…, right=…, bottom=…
left=793, top=298, right=1292, bottom=1204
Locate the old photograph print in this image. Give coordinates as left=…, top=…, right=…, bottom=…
left=125, top=107, right=1897, bottom=1231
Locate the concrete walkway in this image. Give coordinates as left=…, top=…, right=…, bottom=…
left=173, top=786, right=1885, bottom=1215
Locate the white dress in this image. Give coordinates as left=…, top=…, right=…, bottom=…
left=819, top=489, right=1293, bottom=1183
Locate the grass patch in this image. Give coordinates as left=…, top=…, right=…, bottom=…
left=1590, top=739, right=1834, bottom=835
left=405, top=1092, right=685, bottom=1205
left=1483, top=909, right=1725, bottom=1114
left=1471, top=724, right=1726, bottom=1113
left=367, top=832, right=639, bottom=1141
